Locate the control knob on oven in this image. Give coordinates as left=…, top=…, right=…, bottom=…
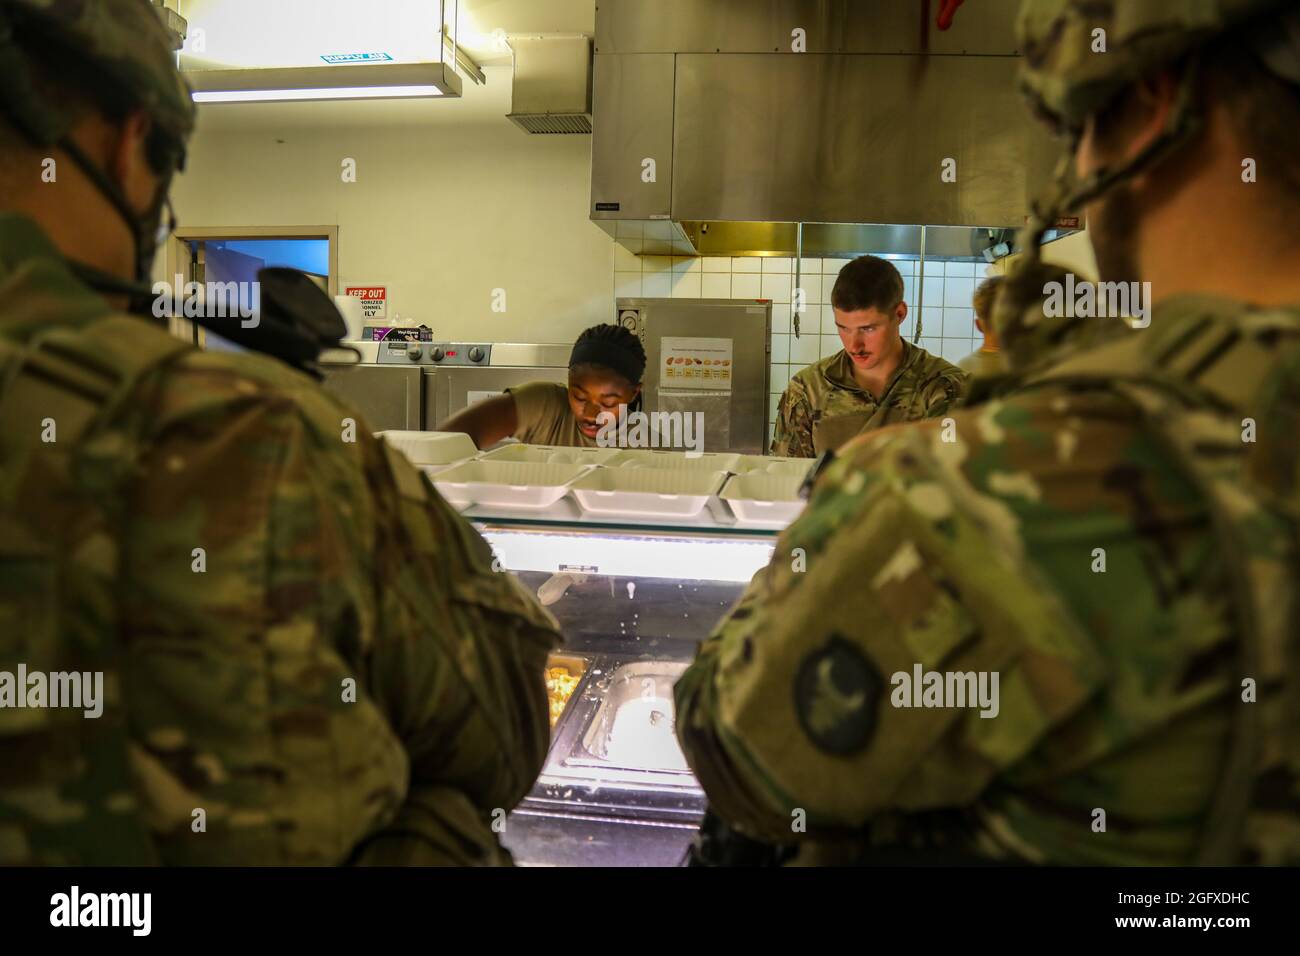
left=406, top=344, right=423, bottom=361
left=430, top=347, right=445, bottom=362
left=468, top=347, right=485, bottom=363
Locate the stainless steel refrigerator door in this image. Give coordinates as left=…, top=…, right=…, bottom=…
left=319, top=364, right=425, bottom=432
left=623, top=298, right=771, bottom=455
left=429, top=366, right=570, bottom=428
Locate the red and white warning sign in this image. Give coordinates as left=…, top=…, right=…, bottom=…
left=345, top=286, right=387, bottom=320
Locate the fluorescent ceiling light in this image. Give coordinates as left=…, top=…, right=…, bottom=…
left=177, top=0, right=444, bottom=69
left=185, top=62, right=461, bottom=104
left=194, top=86, right=444, bottom=104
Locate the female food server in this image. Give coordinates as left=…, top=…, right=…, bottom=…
left=439, top=323, right=646, bottom=448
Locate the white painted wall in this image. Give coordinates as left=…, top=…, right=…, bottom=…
left=168, top=66, right=614, bottom=344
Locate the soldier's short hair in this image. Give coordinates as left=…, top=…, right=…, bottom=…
left=831, top=255, right=905, bottom=315
left=972, top=276, right=1004, bottom=322
left=1201, top=29, right=1300, bottom=201
left=570, top=322, right=646, bottom=385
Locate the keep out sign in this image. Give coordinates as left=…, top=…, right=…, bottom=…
left=345, top=286, right=387, bottom=320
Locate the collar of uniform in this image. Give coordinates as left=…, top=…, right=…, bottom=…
left=0, top=212, right=66, bottom=281
left=822, top=338, right=921, bottom=398
left=0, top=213, right=116, bottom=337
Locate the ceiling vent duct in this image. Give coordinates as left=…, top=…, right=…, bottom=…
left=151, top=0, right=187, bottom=51
left=507, top=36, right=593, bottom=134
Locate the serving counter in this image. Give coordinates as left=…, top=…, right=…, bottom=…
left=469, top=501, right=781, bottom=866
left=381, top=439, right=816, bottom=865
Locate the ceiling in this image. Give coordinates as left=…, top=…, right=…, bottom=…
left=174, top=0, right=595, bottom=69
left=173, top=0, right=594, bottom=130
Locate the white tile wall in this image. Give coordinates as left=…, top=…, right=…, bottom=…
left=611, top=249, right=992, bottom=447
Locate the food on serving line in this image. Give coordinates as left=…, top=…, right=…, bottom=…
left=546, top=666, right=581, bottom=727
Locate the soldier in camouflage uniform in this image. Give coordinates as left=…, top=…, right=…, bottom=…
left=772, top=255, right=968, bottom=458
left=0, top=0, right=560, bottom=865
left=677, top=0, right=1300, bottom=865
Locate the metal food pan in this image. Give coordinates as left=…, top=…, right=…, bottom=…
left=575, top=661, right=691, bottom=774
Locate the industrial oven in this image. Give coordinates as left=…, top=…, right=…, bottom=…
left=319, top=341, right=570, bottom=432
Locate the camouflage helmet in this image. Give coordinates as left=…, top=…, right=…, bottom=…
left=1016, top=0, right=1296, bottom=134
left=0, top=0, right=196, bottom=155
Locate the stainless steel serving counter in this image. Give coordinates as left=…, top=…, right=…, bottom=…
left=472, top=511, right=780, bottom=866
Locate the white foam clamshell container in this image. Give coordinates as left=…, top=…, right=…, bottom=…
left=608, top=449, right=742, bottom=472
left=570, top=468, right=729, bottom=518
left=433, top=460, right=593, bottom=509
left=731, top=455, right=816, bottom=480
left=376, top=430, right=477, bottom=466
left=478, top=443, right=626, bottom=466
left=720, top=472, right=808, bottom=526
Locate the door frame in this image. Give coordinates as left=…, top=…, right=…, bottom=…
left=162, top=225, right=339, bottom=345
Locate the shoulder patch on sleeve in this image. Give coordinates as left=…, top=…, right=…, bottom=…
left=794, top=634, right=885, bottom=755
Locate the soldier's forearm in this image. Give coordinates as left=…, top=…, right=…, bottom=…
left=350, top=783, right=514, bottom=866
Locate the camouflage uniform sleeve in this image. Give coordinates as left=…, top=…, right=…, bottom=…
left=355, top=438, right=562, bottom=864
left=675, top=413, right=1104, bottom=847
left=122, top=358, right=558, bottom=865
left=918, top=367, right=970, bottom=419
left=770, top=379, right=816, bottom=458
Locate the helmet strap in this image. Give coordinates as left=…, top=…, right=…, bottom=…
left=54, top=134, right=176, bottom=315
left=997, top=53, right=1207, bottom=362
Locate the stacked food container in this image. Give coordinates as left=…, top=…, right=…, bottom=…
left=413, top=440, right=816, bottom=530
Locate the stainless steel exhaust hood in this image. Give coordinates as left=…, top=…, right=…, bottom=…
left=589, top=0, right=1073, bottom=259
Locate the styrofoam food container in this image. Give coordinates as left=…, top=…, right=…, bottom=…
left=720, top=472, right=808, bottom=526
left=433, top=460, right=592, bottom=509
left=418, top=462, right=466, bottom=479
left=479, top=443, right=625, bottom=466
left=570, top=468, right=729, bottom=518
left=732, top=455, right=816, bottom=480
left=377, top=430, right=477, bottom=466
left=608, top=449, right=742, bottom=473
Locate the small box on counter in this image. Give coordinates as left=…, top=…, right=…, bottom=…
left=368, top=326, right=433, bottom=342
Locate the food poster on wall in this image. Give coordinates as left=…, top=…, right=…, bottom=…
left=660, top=337, right=734, bottom=391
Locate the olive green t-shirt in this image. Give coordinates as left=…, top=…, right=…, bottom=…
left=506, top=381, right=596, bottom=447
left=958, top=348, right=1003, bottom=377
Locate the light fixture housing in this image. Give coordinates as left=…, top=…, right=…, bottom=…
left=187, top=61, right=463, bottom=104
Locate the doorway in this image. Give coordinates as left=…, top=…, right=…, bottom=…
left=161, top=226, right=339, bottom=348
